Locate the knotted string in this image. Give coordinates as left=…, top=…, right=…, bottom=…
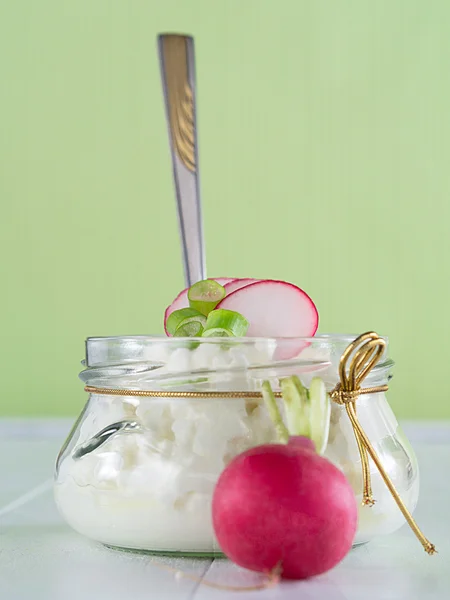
left=330, top=332, right=436, bottom=555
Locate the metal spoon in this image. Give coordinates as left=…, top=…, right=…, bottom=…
left=158, top=33, right=206, bottom=287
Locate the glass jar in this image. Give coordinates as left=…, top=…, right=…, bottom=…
left=54, top=334, right=419, bottom=554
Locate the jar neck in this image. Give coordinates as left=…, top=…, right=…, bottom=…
left=321, top=359, right=394, bottom=391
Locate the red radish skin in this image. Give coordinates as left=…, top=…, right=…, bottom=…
left=212, top=441, right=357, bottom=580
left=224, top=278, right=260, bottom=295
left=216, top=280, right=318, bottom=339
left=164, top=278, right=236, bottom=334
left=164, top=289, right=190, bottom=333
left=287, top=436, right=316, bottom=453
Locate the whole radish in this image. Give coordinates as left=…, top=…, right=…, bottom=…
left=212, top=439, right=357, bottom=579
left=212, top=378, right=358, bottom=580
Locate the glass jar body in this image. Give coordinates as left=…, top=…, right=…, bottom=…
left=54, top=335, right=419, bottom=554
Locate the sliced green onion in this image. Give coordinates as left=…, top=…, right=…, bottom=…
left=308, top=377, right=330, bottom=454
left=201, top=327, right=234, bottom=338
left=203, top=309, right=249, bottom=337
left=173, top=321, right=204, bottom=337
left=188, top=280, right=226, bottom=316
left=166, top=307, right=206, bottom=336
left=280, top=376, right=310, bottom=439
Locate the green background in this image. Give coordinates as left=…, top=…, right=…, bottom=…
left=1, top=1, right=449, bottom=419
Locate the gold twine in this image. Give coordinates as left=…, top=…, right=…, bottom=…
left=84, top=385, right=388, bottom=399
left=84, top=386, right=283, bottom=399
left=330, top=331, right=436, bottom=555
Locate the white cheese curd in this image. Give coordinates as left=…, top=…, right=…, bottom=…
left=55, top=342, right=418, bottom=552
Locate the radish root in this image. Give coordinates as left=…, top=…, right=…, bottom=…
left=151, top=559, right=282, bottom=592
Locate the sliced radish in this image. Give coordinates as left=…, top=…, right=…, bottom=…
left=164, top=277, right=237, bottom=335
left=216, top=280, right=318, bottom=339
left=224, top=278, right=260, bottom=295
left=211, top=278, right=236, bottom=286
left=164, top=289, right=189, bottom=334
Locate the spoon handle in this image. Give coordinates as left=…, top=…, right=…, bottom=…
left=158, top=34, right=206, bottom=287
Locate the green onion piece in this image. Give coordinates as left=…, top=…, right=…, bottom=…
left=280, top=376, right=310, bottom=439
left=166, top=308, right=206, bottom=336
left=173, top=321, right=204, bottom=337
left=201, top=327, right=234, bottom=338
left=203, top=309, right=249, bottom=337
left=308, top=377, right=331, bottom=454
left=261, top=381, right=289, bottom=444
left=188, top=280, right=226, bottom=316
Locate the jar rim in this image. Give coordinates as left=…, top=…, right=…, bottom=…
left=82, top=333, right=393, bottom=386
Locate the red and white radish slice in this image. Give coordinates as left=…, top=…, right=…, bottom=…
left=211, top=278, right=236, bottom=286
left=216, top=280, right=318, bottom=339
left=164, top=277, right=237, bottom=334
left=164, top=289, right=189, bottom=333
left=224, top=278, right=260, bottom=295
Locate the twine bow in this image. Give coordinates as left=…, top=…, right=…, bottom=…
left=330, top=332, right=435, bottom=555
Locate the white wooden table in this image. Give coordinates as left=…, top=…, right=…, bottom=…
left=1, top=419, right=448, bottom=599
